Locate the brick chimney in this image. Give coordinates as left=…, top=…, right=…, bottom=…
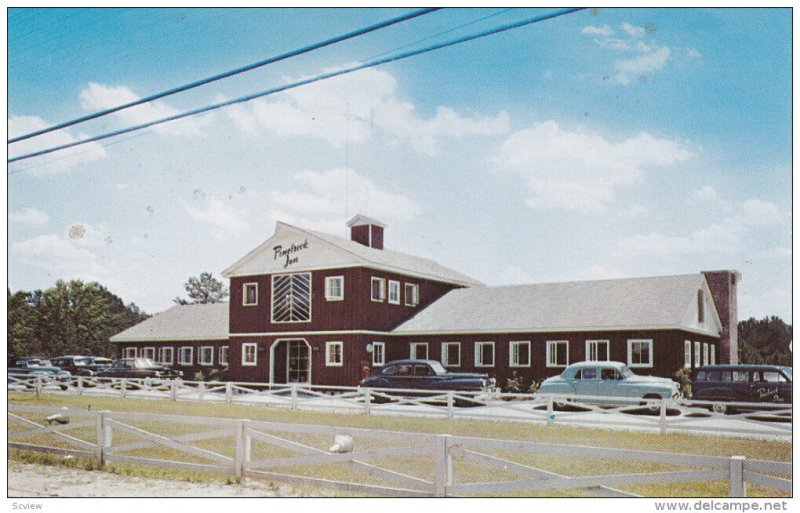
left=346, top=215, right=385, bottom=250
left=702, top=270, right=741, bottom=364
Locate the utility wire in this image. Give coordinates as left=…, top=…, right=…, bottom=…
left=8, top=7, right=585, bottom=165
left=8, top=8, right=441, bottom=145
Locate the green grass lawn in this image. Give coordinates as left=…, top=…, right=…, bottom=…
left=7, top=391, right=791, bottom=497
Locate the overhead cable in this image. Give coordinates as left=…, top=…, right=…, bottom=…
left=8, top=7, right=585, bottom=165
left=8, top=7, right=441, bottom=144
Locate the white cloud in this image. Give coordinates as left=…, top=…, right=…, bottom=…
left=582, top=21, right=673, bottom=85
left=613, top=45, right=671, bottom=85
left=183, top=198, right=250, bottom=239
left=8, top=115, right=108, bottom=175
left=692, top=185, right=723, bottom=203
left=12, top=234, right=109, bottom=279
left=687, top=48, right=702, bottom=59
left=79, top=82, right=205, bottom=137
left=618, top=197, right=787, bottom=258
left=223, top=67, right=508, bottom=156
left=581, top=24, right=614, bottom=37
left=9, top=207, right=48, bottom=225
left=493, top=121, right=693, bottom=211
left=620, top=22, right=646, bottom=37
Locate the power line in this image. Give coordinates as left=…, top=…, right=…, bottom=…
left=8, top=8, right=441, bottom=145
left=8, top=7, right=585, bottom=165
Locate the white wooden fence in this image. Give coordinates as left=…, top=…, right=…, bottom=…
left=7, top=404, right=791, bottom=497
left=7, top=373, right=792, bottom=439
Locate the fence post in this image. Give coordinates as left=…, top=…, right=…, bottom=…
left=363, top=388, right=372, bottom=415
left=243, top=420, right=251, bottom=466
left=198, top=381, right=206, bottom=402
left=34, top=375, right=42, bottom=397
left=77, top=376, right=84, bottom=395
left=447, top=391, right=455, bottom=420
left=729, top=456, right=746, bottom=497
left=290, top=383, right=298, bottom=411
left=659, top=399, right=668, bottom=435
left=546, top=396, right=554, bottom=426
left=234, top=419, right=246, bottom=482
left=434, top=434, right=452, bottom=497
left=225, top=381, right=233, bottom=404
left=171, top=380, right=178, bottom=401
left=95, top=411, right=110, bottom=468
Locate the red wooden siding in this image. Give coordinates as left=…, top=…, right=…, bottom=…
left=229, top=267, right=462, bottom=334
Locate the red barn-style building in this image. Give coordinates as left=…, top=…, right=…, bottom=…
left=111, top=215, right=740, bottom=386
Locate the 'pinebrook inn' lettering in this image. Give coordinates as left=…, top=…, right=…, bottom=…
left=273, top=240, right=309, bottom=268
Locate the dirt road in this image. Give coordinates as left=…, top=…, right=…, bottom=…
left=8, top=461, right=302, bottom=497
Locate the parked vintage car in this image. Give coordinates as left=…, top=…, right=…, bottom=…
left=8, top=358, right=72, bottom=389
left=94, top=358, right=183, bottom=380
left=538, top=361, right=680, bottom=404
left=51, top=355, right=113, bottom=376
left=692, top=365, right=792, bottom=412
left=359, top=359, right=497, bottom=393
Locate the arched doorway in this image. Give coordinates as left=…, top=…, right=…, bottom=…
left=269, top=338, right=311, bottom=384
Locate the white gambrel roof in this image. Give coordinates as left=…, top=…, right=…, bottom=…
left=393, top=274, right=723, bottom=336
left=110, top=303, right=229, bottom=342
left=222, top=221, right=483, bottom=287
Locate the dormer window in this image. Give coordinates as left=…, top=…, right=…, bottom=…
left=404, top=283, right=419, bottom=306
left=697, top=289, right=704, bottom=323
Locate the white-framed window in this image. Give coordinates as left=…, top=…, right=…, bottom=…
left=509, top=341, right=531, bottom=367
left=627, top=339, right=653, bottom=368
left=371, top=277, right=386, bottom=302
left=404, top=283, right=419, bottom=306
left=325, top=276, right=344, bottom=301
left=243, top=282, right=258, bottom=306
left=388, top=280, right=400, bottom=304
left=703, top=343, right=709, bottom=366
left=410, top=342, right=428, bottom=360
left=546, top=340, right=569, bottom=368
left=160, top=347, right=174, bottom=365
left=271, top=272, right=312, bottom=323
left=219, top=346, right=229, bottom=366
left=710, top=344, right=716, bottom=365
left=199, top=346, right=214, bottom=366
left=326, top=341, right=343, bottom=367
left=684, top=340, right=692, bottom=368
left=178, top=346, right=194, bottom=366
left=123, top=347, right=137, bottom=359
left=695, top=341, right=702, bottom=367
left=371, top=342, right=385, bottom=367
left=142, top=347, right=155, bottom=360
left=475, top=341, right=495, bottom=367
left=585, top=339, right=610, bottom=362
left=242, top=343, right=257, bottom=366
left=441, top=342, right=461, bottom=367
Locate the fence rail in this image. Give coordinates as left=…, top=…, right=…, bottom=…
left=7, top=404, right=791, bottom=497
left=7, top=373, right=791, bottom=439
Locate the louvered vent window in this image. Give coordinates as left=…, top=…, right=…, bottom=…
left=272, top=273, right=312, bottom=323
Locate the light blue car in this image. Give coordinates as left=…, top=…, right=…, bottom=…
left=538, top=361, right=680, bottom=402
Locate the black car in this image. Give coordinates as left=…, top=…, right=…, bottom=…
left=51, top=356, right=113, bottom=376
left=8, top=357, right=72, bottom=389
left=360, top=359, right=496, bottom=392
left=94, top=358, right=183, bottom=380
left=692, top=365, right=792, bottom=410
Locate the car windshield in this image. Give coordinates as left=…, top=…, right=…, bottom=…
left=620, top=365, right=635, bottom=378
left=782, top=368, right=792, bottom=381
left=73, top=357, right=91, bottom=366
left=134, top=358, right=158, bottom=368
left=428, top=361, right=446, bottom=375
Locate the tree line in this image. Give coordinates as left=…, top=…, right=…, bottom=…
left=8, top=272, right=229, bottom=361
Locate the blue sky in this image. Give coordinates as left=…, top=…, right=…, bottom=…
left=7, top=7, right=792, bottom=322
